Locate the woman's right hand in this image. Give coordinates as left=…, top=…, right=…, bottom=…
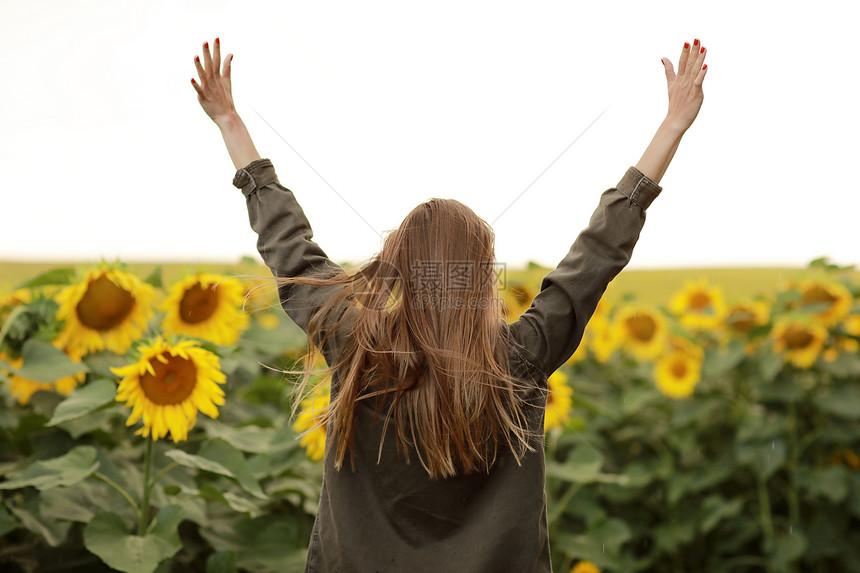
left=191, top=38, right=237, bottom=125
left=661, top=39, right=708, bottom=133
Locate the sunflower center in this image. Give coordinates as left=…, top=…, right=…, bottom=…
left=139, top=353, right=198, bottom=405
left=728, top=309, right=756, bottom=332
left=689, top=292, right=712, bottom=311
left=803, top=286, right=835, bottom=307
left=783, top=326, right=814, bottom=350
left=626, top=315, right=656, bottom=342
left=179, top=284, right=219, bottom=324
left=671, top=359, right=688, bottom=379
left=75, top=275, right=136, bottom=331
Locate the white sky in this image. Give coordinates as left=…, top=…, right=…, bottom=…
left=1, top=0, right=858, bottom=270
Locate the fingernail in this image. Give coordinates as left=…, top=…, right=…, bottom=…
left=191, top=78, right=196, bottom=83
left=215, top=37, right=220, bottom=44
left=195, top=56, right=199, bottom=62
left=700, top=46, right=705, bottom=53
left=204, top=42, right=209, bottom=48
left=703, top=64, right=708, bottom=70
left=660, top=58, right=664, bottom=65
left=693, top=39, right=699, bottom=46
left=684, top=42, right=690, bottom=49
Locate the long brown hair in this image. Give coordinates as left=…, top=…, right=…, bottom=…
left=244, top=198, right=543, bottom=479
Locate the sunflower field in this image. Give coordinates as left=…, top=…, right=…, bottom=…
left=1, top=257, right=859, bottom=572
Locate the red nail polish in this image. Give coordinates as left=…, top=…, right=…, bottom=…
left=693, top=39, right=699, bottom=46
left=204, top=42, right=209, bottom=48
left=660, top=58, right=664, bottom=65
left=195, top=55, right=199, bottom=61
left=191, top=78, right=196, bottom=83
left=684, top=42, right=690, bottom=49
left=703, top=64, right=707, bottom=70
left=700, top=46, right=705, bottom=53
left=215, top=38, right=220, bottom=44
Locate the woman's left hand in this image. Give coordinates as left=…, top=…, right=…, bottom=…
left=191, top=38, right=236, bottom=124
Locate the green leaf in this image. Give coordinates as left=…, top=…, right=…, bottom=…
left=795, top=466, right=850, bottom=503
left=7, top=494, right=71, bottom=546
left=546, top=447, right=603, bottom=483
left=0, top=503, right=18, bottom=537
left=14, top=338, right=88, bottom=383
left=756, top=375, right=804, bottom=403
left=47, top=379, right=117, bottom=426
left=164, top=449, right=235, bottom=478
left=85, top=351, right=133, bottom=378
left=199, top=515, right=308, bottom=572
left=702, top=340, right=746, bottom=377
left=0, top=446, right=99, bottom=491
left=57, top=406, right=120, bottom=439
left=758, top=350, right=785, bottom=382
left=699, top=495, right=744, bottom=534
left=195, top=483, right=263, bottom=517
left=207, top=551, right=238, bottom=573
left=620, top=386, right=654, bottom=416
left=199, top=439, right=267, bottom=500
left=768, top=528, right=808, bottom=570
left=200, top=420, right=278, bottom=454
left=144, top=266, right=164, bottom=289
left=14, top=267, right=76, bottom=290
left=814, top=385, right=860, bottom=420
left=40, top=479, right=133, bottom=524
left=587, top=517, right=632, bottom=554
left=735, top=440, right=786, bottom=481
left=84, top=508, right=183, bottom=573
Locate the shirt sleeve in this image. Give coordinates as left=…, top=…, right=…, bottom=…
left=507, top=166, right=662, bottom=378
left=233, top=158, right=354, bottom=362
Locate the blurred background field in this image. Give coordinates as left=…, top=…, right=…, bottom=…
left=4, top=260, right=859, bottom=306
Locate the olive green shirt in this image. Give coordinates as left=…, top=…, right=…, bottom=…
left=233, top=159, right=662, bottom=572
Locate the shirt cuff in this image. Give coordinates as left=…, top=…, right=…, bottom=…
left=232, top=158, right=277, bottom=198
left=615, top=166, right=662, bottom=210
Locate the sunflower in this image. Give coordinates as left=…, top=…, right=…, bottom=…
left=614, top=304, right=667, bottom=361
left=0, top=287, right=32, bottom=315
left=593, top=296, right=612, bottom=322
left=570, top=561, right=602, bottom=573
left=54, top=265, right=156, bottom=356
left=0, top=344, right=85, bottom=406
left=770, top=317, right=828, bottom=369
left=722, top=299, right=770, bottom=337
left=843, top=313, right=860, bottom=337
left=545, top=370, right=573, bottom=432
left=670, top=277, right=726, bottom=330
left=654, top=351, right=702, bottom=399
left=822, top=336, right=860, bottom=362
left=794, top=278, right=853, bottom=326
left=161, top=274, right=250, bottom=347
left=501, top=283, right=538, bottom=323
left=241, top=277, right=278, bottom=314
left=565, top=340, right=588, bottom=366
left=110, top=336, right=226, bottom=443
left=293, top=378, right=331, bottom=461
left=664, top=333, right=705, bottom=362
left=588, top=316, right=619, bottom=364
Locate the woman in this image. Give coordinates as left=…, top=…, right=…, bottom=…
left=191, top=36, right=707, bottom=572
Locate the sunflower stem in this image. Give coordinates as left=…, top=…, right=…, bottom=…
left=92, top=472, right=138, bottom=514
left=138, top=438, right=154, bottom=536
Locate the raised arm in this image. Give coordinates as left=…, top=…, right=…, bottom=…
left=191, top=38, right=349, bottom=359
left=508, top=38, right=708, bottom=377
